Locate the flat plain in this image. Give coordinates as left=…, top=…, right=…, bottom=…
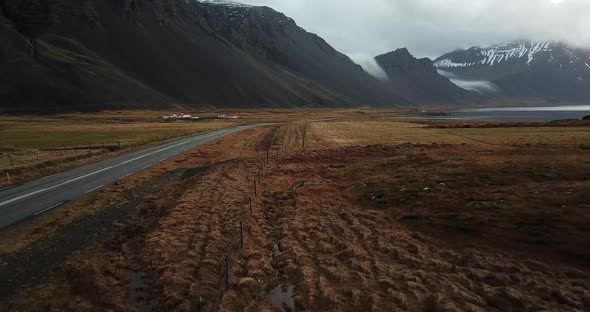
left=0, top=110, right=589, bottom=311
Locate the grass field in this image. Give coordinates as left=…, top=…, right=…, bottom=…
left=1, top=110, right=589, bottom=311
left=307, top=121, right=590, bottom=147
left=0, top=112, right=243, bottom=186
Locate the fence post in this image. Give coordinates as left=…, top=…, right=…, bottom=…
left=249, top=197, right=253, bottom=216
left=266, top=149, right=269, bottom=163
left=254, top=180, right=257, bottom=196
left=240, top=221, right=244, bottom=248
left=225, top=256, right=230, bottom=290
left=303, top=121, right=308, bottom=150
left=6, top=173, right=11, bottom=185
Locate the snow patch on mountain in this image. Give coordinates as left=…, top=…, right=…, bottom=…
left=199, top=0, right=253, bottom=8
left=435, top=41, right=555, bottom=68
left=435, top=59, right=477, bottom=68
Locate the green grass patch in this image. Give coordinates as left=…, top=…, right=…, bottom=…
left=37, top=40, right=97, bottom=65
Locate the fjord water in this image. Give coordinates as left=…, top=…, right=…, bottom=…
left=412, top=105, right=590, bottom=122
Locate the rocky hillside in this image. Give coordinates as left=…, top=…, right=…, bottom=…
left=197, top=0, right=406, bottom=107
left=0, top=0, right=405, bottom=113
left=435, top=41, right=590, bottom=103
left=375, top=48, right=480, bottom=105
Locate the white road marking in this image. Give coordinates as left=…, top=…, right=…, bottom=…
left=85, top=185, right=104, bottom=194
left=142, top=165, right=152, bottom=170
left=34, top=201, right=64, bottom=216
left=0, top=128, right=246, bottom=208
left=0, top=189, right=47, bottom=207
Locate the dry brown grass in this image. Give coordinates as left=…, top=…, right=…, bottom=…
left=0, top=117, right=235, bottom=187
left=0, top=108, right=380, bottom=187
left=2, top=126, right=279, bottom=311
left=2, top=118, right=590, bottom=311
left=308, top=120, right=590, bottom=148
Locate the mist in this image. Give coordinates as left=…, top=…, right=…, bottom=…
left=347, top=53, right=389, bottom=80
left=437, top=70, right=499, bottom=93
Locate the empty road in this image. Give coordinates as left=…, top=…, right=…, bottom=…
left=0, top=125, right=255, bottom=230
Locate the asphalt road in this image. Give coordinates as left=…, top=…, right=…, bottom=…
left=0, top=125, right=255, bottom=230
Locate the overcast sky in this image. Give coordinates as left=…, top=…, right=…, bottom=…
left=237, top=0, right=590, bottom=59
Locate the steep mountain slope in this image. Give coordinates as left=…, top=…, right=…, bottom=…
left=196, top=0, right=407, bottom=107
left=0, top=0, right=369, bottom=113
left=434, top=41, right=590, bottom=102
left=375, top=48, right=480, bottom=105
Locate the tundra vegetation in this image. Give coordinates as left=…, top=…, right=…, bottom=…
left=0, top=110, right=589, bottom=311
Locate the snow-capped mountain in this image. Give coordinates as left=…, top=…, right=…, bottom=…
left=435, top=41, right=557, bottom=68
left=434, top=41, right=590, bottom=102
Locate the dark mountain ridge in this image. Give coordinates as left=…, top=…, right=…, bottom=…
left=0, top=0, right=382, bottom=113
left=195, top=1, right=408, bottom=107
left=375, top=48, right=481, bottom=105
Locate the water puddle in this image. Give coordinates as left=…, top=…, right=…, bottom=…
left=269, top=284, right=295, bottom=311
left=129, top=271, right=155, bottom=312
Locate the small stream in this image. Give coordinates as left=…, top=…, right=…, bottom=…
left=268, top=240, right=296, bottom=311
left=269, top=284, right=295, bottom=311
left=129, top=271, right=155, bottom=312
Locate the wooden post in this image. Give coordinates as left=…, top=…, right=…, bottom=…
left=249, top=197, right=253, bottom=216
left=266, top=149, right=269, bottom=163
left=254, top=180, right=257, bottom=196
left=240, top=221, right=244, bottom=248
left=6, top=173, right=11, bottom=185
left=225, top=256, right=230, bottom=290
left=303, top=121, right=308, bottom=150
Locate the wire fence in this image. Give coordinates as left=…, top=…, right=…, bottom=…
left=204, top=153, right=272, bottom=312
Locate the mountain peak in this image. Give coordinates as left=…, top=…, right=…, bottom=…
left=377, top=48, right=411, bottom=59
left=375, top=48, right=434, bottom=73
left=374, top=48, right=478, bottom=104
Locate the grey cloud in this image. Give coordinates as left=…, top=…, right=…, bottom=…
left=237, top=0, right=590, bottom=59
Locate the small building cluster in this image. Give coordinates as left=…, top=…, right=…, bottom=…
left=161, top=113, right=199, bottom=120
left=217, top=114, right=239, bottom=119
left=160, top=112, right=240, bottom=121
